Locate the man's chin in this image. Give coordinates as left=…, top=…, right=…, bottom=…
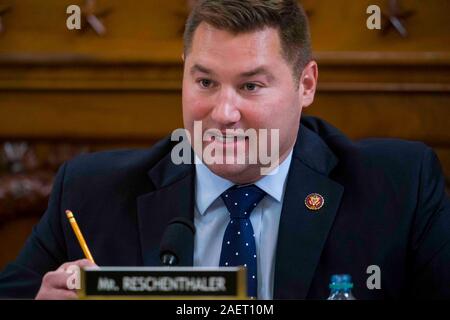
left=205, top=162, right=259, bottom=184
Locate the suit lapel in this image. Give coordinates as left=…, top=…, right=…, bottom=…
left=136, top=151, right=195, bottom=267
left=273, top=125, right=344, bottom=299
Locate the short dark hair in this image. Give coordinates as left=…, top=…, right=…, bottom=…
left=183, top=0, right=312, bottom=79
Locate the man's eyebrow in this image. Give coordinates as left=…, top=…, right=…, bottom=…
left=189, top=64, right=275, bottom=80
left=190, top=64, right=214, bottom=76
left=239, top=67, right=275, bottom=80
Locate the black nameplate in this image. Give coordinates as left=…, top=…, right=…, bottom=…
left=78, top=267, right=247, bottom=299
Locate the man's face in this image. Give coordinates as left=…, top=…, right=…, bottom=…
left=182, top=23, right=317, bottom=183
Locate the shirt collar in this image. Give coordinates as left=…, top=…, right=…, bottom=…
left=254, top=149, right=293, bottom=203
left=195, top=149, right=293, bottom=216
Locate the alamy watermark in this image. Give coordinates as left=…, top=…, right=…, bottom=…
left=367, top=5, right=381, bottom=30
left=171, top=121, right=280, bottom=176
left=66, top=5, right=81, bottom=30
left=366, top=264, right=382, bottom=290
left=66, top=265, right=81, bottom=290
left=67, top=4, right=383, bottom=32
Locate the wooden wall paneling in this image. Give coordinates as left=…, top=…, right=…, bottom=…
left=307, top=91, right=450, bottom=146
left=0, top=90, right=183, bottom=140
left=303, top=0, right=450, bottom=52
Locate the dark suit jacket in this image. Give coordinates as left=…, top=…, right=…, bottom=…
left=1, top=116, right=449, bottom=299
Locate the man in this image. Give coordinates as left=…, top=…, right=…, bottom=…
left=1, top=0, right=449, bottom=299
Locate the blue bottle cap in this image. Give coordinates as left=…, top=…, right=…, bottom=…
left=329, top=274, right=353, bottom=290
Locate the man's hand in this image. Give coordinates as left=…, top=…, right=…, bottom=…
left=35, top=259, right=97, bottom=300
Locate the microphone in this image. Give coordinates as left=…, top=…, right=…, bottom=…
left=159, top=217, right=196, bottom=266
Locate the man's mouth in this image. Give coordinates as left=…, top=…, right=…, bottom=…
left=212, top=135, right=247, bottom=143
left=204, top=131, right=248, bottom=144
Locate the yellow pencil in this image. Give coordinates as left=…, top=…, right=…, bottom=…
left=65, top=210, right=96, bottom=264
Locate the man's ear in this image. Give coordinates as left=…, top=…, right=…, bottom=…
left=181, top=53, right=185, bottom=62
left=299, top=60, right=318, bottom=108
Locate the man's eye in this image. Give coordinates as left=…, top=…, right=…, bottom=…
left=242, top=83, right=260, bottom=91
left=198, top=79, right=213, bottom=88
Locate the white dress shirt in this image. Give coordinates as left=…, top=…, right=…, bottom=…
left=193, top=150, right=293, bottom=299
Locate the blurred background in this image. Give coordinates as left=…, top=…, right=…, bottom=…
left=0, top=0, right=449, bottom=269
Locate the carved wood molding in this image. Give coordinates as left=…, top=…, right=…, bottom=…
left=79, top=0, right=113, bottom=36
left=0, top=51, right=449, bottom=93
left=0, top=142, right=90, bottom=226
left=0, top=2, right=12, bottom=34
left=381, top=0, right=415, bottom=38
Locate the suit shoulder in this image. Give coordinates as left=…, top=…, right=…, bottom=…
left=356, top=138, right=430, bottom=160
left=302, top=116, right=431, bottom=159
left=333, top=137, right=433, bottom=176
left=63, top=136, right=172, bottom=185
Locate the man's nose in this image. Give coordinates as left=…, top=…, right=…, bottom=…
left=210, top=88, right=241, bottom=125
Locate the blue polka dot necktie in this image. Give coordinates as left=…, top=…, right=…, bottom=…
left=219, top=184, right=266, bottom=298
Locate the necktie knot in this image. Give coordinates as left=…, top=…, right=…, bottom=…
left=221, top=184, right=266, bottom=219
